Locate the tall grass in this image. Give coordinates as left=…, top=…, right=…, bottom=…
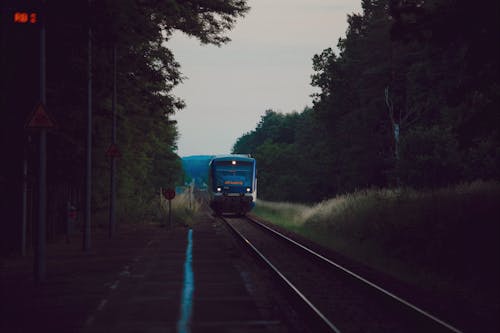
left=159, top=192, right=201, bottom=227
left=253, top=180, right=500, bottom=304
left=95, top=190, right=201, bottom=227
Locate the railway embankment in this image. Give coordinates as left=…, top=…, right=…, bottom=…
left=251, top=180, right=500, bottom=331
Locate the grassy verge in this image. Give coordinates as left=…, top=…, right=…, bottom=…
left=89, top=192, right=201, bottom=229
left=158, top=192, right=202, bottom=227
left=252, top=180, right=500, bottom=306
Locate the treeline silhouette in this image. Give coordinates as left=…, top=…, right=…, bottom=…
left=0, top=0, right=249, bottom=253
left=233, top=0, right=499, bottom=203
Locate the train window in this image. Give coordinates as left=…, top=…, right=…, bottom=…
left=213, top=162, right=253, bottom=187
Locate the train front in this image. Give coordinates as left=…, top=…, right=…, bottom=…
left=209, top=156, right=256, bottom=215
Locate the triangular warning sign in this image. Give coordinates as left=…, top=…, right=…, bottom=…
left=26, top=103, right=55, bottom=129
left=106, top=143, right=122, bottom=158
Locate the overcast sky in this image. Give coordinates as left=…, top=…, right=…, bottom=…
left=169, top=0, right=362, bottom=157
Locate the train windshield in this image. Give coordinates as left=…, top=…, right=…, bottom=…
left=213, top=161, right=253, bottom=187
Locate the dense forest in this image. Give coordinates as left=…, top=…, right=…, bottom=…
left=1, top=0, right=248, bottom=252
left=233, top=0, right=499, bottom=202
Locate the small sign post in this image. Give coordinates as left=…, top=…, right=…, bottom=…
left=162, top=188, right=175, bottom=228
left=25, top=102, right=55, bottom=129
left=106, top=143, right=121, bottom=238
left=105, top=143, right=122, bottom=158
left=26, top=102, right=55, bottom=283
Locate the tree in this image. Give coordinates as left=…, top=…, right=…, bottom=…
left=389, top=0, right=500, bottom=181
left=0, top=0, right=250, bottom=252
left=233, top=0, right=499, bottom=205
left=233, top=108, right=333, bottom=202
left=308, top=0, right=499, bottom=193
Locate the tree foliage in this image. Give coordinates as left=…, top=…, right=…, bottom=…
left=47, top=0, right=248, bottom=220
left=233, top=109, right=332, bottom=202
left=233, top=0, right=498, bottom=202
left=0, top=0, right=249, bottom=247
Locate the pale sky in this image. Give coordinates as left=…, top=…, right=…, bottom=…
left=169, top=0, right=362, bottom=157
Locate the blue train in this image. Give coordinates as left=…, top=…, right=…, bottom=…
left=208, top=155, right=257, bottom=215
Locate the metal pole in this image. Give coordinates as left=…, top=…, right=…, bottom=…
left=109, top=44, right=117, bottom=238
left=160, top=188, right=165, bottom=227
left=168, top=199, right=172, bottom=229
left=35, top=12, right=47, bottom=282
left=112, top=45, right=117, bottom=145
left=35, top=129, right=47, bottom=281
left=190, top=181, right=194, bottom=209
left=83, top=0, right=92, bottom=251
left=66, top=201, right=71, bottom=243
left=21, top=155, right=27, bottom=256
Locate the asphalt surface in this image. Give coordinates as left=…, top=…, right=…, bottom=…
left=1, top=215, right=289, bottom=333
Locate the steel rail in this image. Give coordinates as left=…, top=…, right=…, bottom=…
left=221, top=217, right=341, bottom=333
left=246, top=216, right=463, bottom=333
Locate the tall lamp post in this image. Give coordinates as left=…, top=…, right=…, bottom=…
left=35, top=5, right=47, bottom=282
left=83, top=0, right=92, bottom=251
left=109, top=44, right=117, bottom=238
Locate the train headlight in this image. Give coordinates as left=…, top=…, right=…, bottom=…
left=216, top=187, right=222, bottom=192
left=246, top=187, right=251, bottom=193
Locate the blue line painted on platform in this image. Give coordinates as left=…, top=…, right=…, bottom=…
left=177, top=229, right=194, bottom=333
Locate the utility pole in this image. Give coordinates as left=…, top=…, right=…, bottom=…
left=109, top=44, right=117, bottom=238
left=83, top=0, right=92, bottom=251
left=34, top=4, right=47, bottom=282
left=21, top=152, right=28, bottom=257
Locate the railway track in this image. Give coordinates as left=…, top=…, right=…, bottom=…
left=221, top=215, right=463, bottom=333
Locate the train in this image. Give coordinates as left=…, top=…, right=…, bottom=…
left=208, top=154, right=257, bottom=215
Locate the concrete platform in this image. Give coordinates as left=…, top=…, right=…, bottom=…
left=83, top=214, right=287, bottom=333
left=1, top=214, right=289, bottom=332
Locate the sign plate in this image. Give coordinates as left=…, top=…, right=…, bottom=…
left=26, top=103, right=55, bottom=129
left=106, top=143, right=122, bottom=158
left=162, top=188, right=176, bottom=200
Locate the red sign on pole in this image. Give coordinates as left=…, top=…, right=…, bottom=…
left=105, top=143, right=122, bottom=158
left=162, top=188, right=176, bottom=200
left=25, top=103, right=55, bottom=129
